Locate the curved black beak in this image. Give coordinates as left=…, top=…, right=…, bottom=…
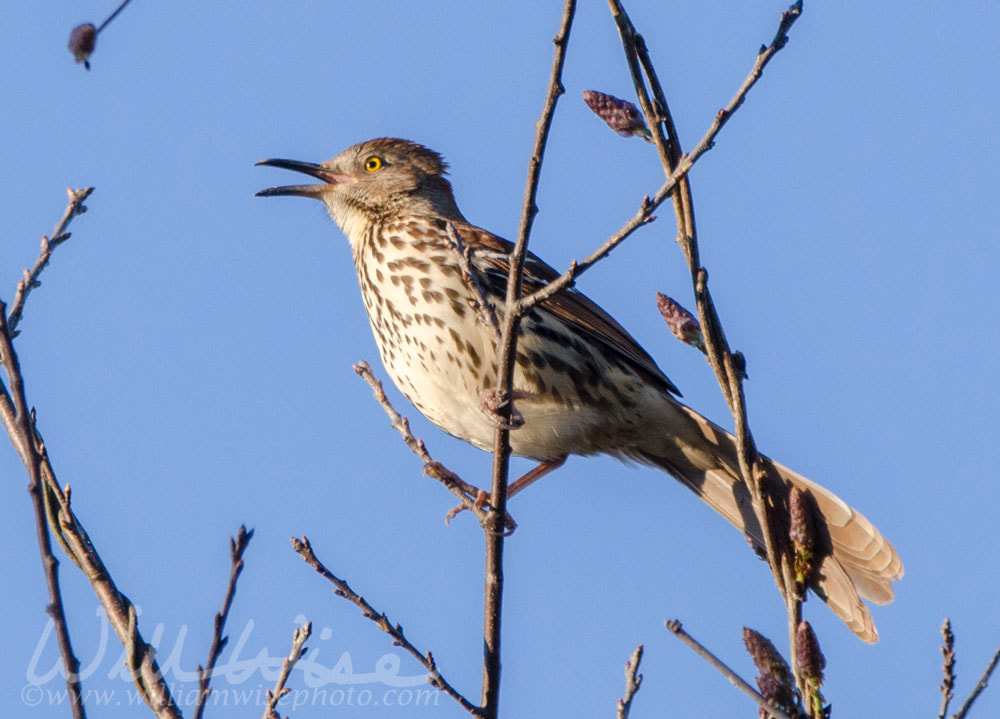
left=255, top=158, right=350, bottom=198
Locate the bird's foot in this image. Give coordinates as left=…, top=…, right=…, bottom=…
left=479, top=388, right=530, bottom=429
left=445, top=490, right=518, bottom=535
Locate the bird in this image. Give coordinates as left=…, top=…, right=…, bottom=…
left=256, top=137, right=903, bottom=642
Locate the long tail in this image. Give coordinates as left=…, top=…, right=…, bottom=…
left=631, top=400, right=904, bottom=643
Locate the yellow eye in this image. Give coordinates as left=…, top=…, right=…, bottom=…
left=364, top=156, right=383, bottom=172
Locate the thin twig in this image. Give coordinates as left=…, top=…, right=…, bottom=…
left=665, top=620, right=793, bottom=719
left=45, top=470, right=182, bottom=717
left=0, top=305, right=86, bottom=719
left=194, top=525, right=254, bottom=719
left=292, top=536, right=480, bottom=716
left=1, top=304, right=180, bottom=716
left=262, top=621, right=311, bottom=719
left=95, top=0, right=136, bottom=35
left=606, top=0, right=806, bottom=688
left=445, top=223, right=501, bottom=339
left=2, top=188, right=181, bottom=717
left=952, top=643, right=1000, bottom=719
left=518, top=2, right=803, bottom=317
left=8, top=187, right=94, bottom=336
left=2, top=409, right=181, bottom=716
left=616, top=644, right=644, bottom=719
left=353, top=360, right=496, bottom=526
left=482, top=3, right=576, bottom=716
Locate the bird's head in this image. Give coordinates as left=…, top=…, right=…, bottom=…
left=256, top=138, right=464, bottom=239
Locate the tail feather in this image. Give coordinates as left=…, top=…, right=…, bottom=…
left=632, top=401, right=903, bottom=643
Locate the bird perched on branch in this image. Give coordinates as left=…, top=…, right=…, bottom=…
left=256, top=138, right=902, bottom=642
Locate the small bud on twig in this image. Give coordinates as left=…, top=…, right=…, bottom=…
left=743, top=627, right=798, bottom=718
left=656, top=293, right=706, bottom=353
left=582, top=90, right=653, bottom=141
left=796, top=621, right=827, bottom=718
left=789, top=487, right=816, bottom=587
left=796, top=621, right=825, bottom=682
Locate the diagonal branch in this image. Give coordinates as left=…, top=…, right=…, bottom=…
left=616, top=644, right=644, bottom=719
left=262, top=621, right=311, bottom=719
left=952, top=642, right=1000, bottom=719
left=482, top=3, right=577, bottom=717
left=194, top=525, right=254, bottom=719
left=353, top=360, right=497, bottom=526
left=606, top=0, right=806, bottom=690
left=0, top=191, right=182, bottom=718
left=292, top=536, right=480, bottom=716
left=666, top=619, right=793, bottom=719
left=518, top=2, right=804, bottom=319
left=445, top=223, right=501, bottom=340
left=42, top=462, right=182, bottom=718
left=8, top=187, right=94, bottom=336
left=0, top=306, right=86, bottom=719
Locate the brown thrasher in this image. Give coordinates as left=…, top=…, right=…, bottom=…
left=256, top=138, right=902, bottom=642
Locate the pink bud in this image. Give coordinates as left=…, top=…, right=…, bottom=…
left=582, top=90, right=652, bottom=140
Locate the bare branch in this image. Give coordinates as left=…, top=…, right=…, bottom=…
left=616, top=644, right=643, bottom=719
left=606, top=0, right=807, bottom=692
left=353, top=360, right=499, bottom=526
left=482, top=4, right=577, bottom=716
left=194, top=525, right=254, bottom=719
left=262, top=621, right=311, bottom=719
left=519, top=3, right=803, bottom=317
left=8, top=187, right=94, bottom=336
left=665, top=620, right=793, bottom=719
left=445, top=222, right=501, bottom=339
left=292, top=536, right=480, bottom=716
left=95, top=0, right=137, bottom=34
left=953, top=642, right=1000, bottom=719
left=0, top=305, right=86, bottom=719
left=47, top=474, right=182, bottom=717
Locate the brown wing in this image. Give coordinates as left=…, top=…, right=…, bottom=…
left=449, top=220, right=681, bottom=396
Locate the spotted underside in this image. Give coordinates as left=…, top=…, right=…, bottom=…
left=352, top=216, right=679, bottom=459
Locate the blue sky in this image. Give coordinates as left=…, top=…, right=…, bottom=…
left=1, top=1, right=998, bottom=717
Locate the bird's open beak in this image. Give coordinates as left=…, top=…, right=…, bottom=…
left=255, top=158, right=357, bottom=198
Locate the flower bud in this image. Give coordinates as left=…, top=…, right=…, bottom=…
left=582, top=90, right=652, bottom=140
left=68, top=24, right=97, bottom=70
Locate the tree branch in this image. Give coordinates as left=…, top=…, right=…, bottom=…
left=606, top=0, right=807, bottom=691
left=353, top=360, right=497, bottom=526
left=445, top=222, right=501, bottom=340
left=8, top=187, right=94, bottom=336
left=262, top=621, right=311, bottom=719
left=952, top=642, right=1000, bottom=719
left=518, top=2, right=804, bottom=319
left=666, top=620, right=793, bottom=719
left=0, top=305, right=85, bottom=719
left=292, top=536, right=480, bottom=716
left=194, top=525, right=254, bottom=719
left=480, top=3, right=577, bottom=717
left=615, top=644, right=644, bottom=719
left=0, top=189, right=183, bottom=718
